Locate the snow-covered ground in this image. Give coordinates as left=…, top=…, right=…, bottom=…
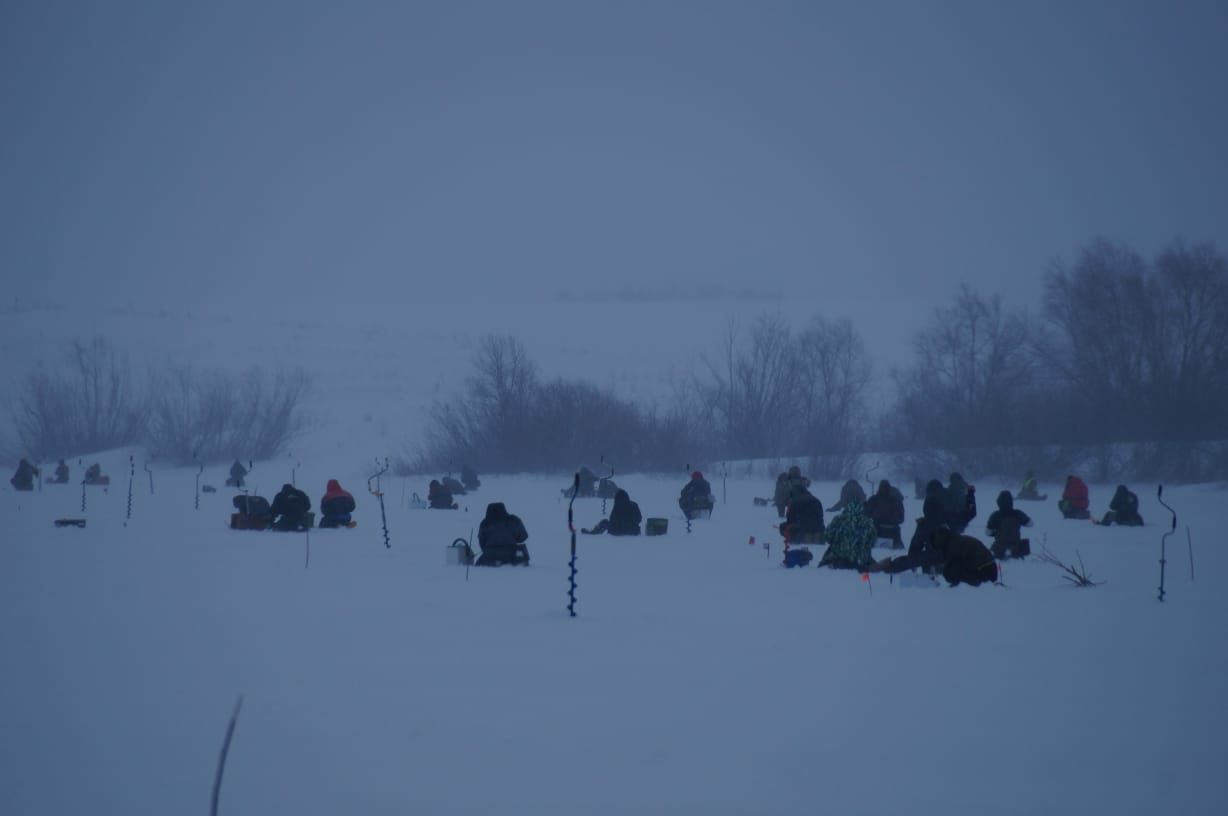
left=2, top=453, right=1223, bottom=815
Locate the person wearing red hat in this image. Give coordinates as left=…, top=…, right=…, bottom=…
left=319, top=479, right=357, bottom=528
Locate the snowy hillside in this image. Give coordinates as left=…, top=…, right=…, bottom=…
left=2, top=452, right=1224, bottom=815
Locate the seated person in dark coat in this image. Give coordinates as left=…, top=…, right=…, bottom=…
left=83, top=462, right=109, bottom=485
left=51, top=459, right=70, bottom=484
left=678, top=470, right=715, bottom=519
left=864, top=479, right=905, bottom=548
left=476, top=502, right=530, bottom=566
left=319, top=479, right=357, bottom=528
left=867, top=526, right=999, bottom=586
left=828, top=478, right=867, bottom=512
left=910, top=480, right=948, bottom=554
left=943, top=472, right=976, bottom=532
left=428, top=479, right=457, bottom=509
left=226, top=460, right=247, bottom=488
left=772, top=472, right=790, bottom=518
left=231, top=494, right=273, bottom=529
left=461, top=464, right=481, bottom=492
left=270, top=483, right=312, bottom=530
left=10, top=458, right=39, bottom=491
left=779, top=484, right=825, bottom=543
left=576, top=466, right=598, bottom=497
left=442, top=475, right=466, bottom=496
left=583, top=489, right=643, bottom=535
left=985, top=490, right=1033, bottom=558
left=1100, top=485, right=1143, bottom=526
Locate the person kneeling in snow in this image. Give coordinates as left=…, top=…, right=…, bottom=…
left=779, top=483, right=824, bottom=544
left=319, top=479, right=356, bottom=528
left=1099, top=484, right=1143, bottom=526
left=1059, top=475, right=1091, bottom=520
left=583, top=489, right=642, bottom=536
left=10, top=458, right=39, bottom=491
left=678, top=470, right=715, bottom=520
left=226, top=460, right=247, bottom=488
left=231, top=494, right=273, bottom=530
left=818, top=501, right=876, bottom=570
left=271, top=483, right=312, bottom=531
left=83, top=462, right=109, bottom=486
left=476, top=502, right=530, bottom=566
left=865, top=479, right=905, bottom=549
left=828, top=478, right=867, bottom=513
left=986, top=490, right=1032, bottom=559
left=428, top=479, right=457, bottom=510
left=866, top=527, right=998, bottom=586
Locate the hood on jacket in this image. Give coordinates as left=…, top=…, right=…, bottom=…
left=484, top=502, right=509, bottom=523
left=996, top=490, right=1014, bottom=512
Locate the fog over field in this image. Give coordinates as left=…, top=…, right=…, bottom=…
left=2, top=3, right=1228, bottom=815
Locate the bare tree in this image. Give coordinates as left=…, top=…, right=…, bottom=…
left=700, top=315, right=795, bottom=459
left=146, top=365, right=311, bottom=464
left=796, top=316, right=872, bottom=474
left=893, top=285, right=1034, bottom=453
left=7, top=337, right=147, bottom=459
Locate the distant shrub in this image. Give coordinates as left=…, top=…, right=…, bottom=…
left=6, top=337, right=147, bottom=460
left=415, top=335, right=707, bottom=474
left=4, top=336, right=311, bottom=465
left=147, top=366, right=312, bottom=464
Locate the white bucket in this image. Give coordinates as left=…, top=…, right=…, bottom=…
left=446, top=540, right=471, bottom=566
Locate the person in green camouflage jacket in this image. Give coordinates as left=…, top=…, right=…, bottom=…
left=818, top=500, right=876, bottom=570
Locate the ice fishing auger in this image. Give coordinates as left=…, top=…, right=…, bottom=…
left=568, top=472, right=579, bottom=618
left=1157, top=484, right=1177, bottom=602
left=368, top=458, right=391, bottom=549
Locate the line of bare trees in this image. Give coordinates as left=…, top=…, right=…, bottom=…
left=5, top=337, right=312, bottom=464
left=888, top=238, right=1228, bottom=481
left=419, top=237, right=1227, bottom=481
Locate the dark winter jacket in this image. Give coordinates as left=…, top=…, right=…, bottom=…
left=10, top=459, right=38, bottom=491
left=577, top=467, right=598, bottom=497
left=477, top=502, right=530, bottom=565
left=679, top=472, right=714, bottom=516
left=782, top=486, right=825, bottom=542
left=1107, top=485, right=1143, bottom=525
left=320, top=479, right=356, bottom=516
left=232, top=494, right=272, bottom=521
left=271, top=484, right=312, bottom=530
left=932, top=528, right=999, bottom=586
left=986, top=491, right=1032, bottom=539
left=829, top=479, right=867, bottom=512
left=909, top=489, right=948, bottom=558
left=865, top=480, right=905, bottom=527
left=227, top=460, right=247, bottom=487
left=942, top=473, right=976, bottom=532
left=52, top=461, right=69, bottom=484
left=461, top=464, right=481, bottom=492
left=608, top=489, right=643, bottom=536
left=428, top=479, right=455, bottom=509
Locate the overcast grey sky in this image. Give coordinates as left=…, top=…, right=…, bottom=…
left=3, top=0, right=1226, bottom=312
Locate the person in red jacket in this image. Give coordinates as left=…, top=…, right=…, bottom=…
left=319, top=479, right=356, bottom=528
left=1059, top=475, right=1091, bottom=520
